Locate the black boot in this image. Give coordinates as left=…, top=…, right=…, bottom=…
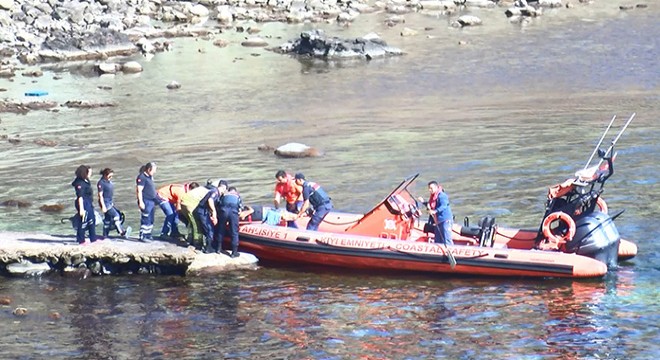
left=203, top=237, right=215, bottom=254
left=230, top=246, right=240, bottom=258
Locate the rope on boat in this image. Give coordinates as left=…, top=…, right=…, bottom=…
left=320, top=218, right=361, bottom=226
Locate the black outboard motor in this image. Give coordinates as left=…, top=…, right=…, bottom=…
left=564, top=211, right=620, bottom=269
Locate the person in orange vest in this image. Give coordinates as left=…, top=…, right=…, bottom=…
left=157, top=182, right=199, bottom=240
left=273, top=170, right=303, bottom=227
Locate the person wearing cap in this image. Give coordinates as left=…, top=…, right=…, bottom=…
left=273, top=170, right=303, bottom=228
left=194, top=179, right=227, bottom=253
left=417, top=181, right=454, bottom=246
left=216, top=186, right=243, bottom=258
left=294, top=173, right=333, bottom=231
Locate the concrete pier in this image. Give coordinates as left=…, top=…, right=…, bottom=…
left=0, top=231, right=258, bottom=276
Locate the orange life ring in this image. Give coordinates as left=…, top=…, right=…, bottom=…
left=596, top=197, right=608, bottom=214
left=542, top=211, right=576, bottom=245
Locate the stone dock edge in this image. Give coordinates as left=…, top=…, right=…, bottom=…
left=0, top=231, right=258, bottom=277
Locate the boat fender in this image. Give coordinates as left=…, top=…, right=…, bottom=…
left=542, top=211, right=576, bottom=245
left=596, top=197, right=608, bottom=214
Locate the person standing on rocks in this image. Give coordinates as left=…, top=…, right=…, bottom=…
left=97, top=168, right=131, bottom=239
left=135, top=162, right=165, bottom=243
left=294, top=173, right=333, bottom=231
left=194, top=179, right=226, bottom=253
left=72, top=165, right=98, bottom=245
left=273, top=170, right=303, bottom=228
left=217, top=186, right=243, bottom=258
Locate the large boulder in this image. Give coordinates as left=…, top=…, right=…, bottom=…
left=274, top=143, right=322, bottom=158
left=276, top=29, right=403, bottom=61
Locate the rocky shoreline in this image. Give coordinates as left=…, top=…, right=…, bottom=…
left=0, top=0, right=650, bottom=74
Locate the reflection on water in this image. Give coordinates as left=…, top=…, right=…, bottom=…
left=0, top=2, right=659, bottom=358
left=0, top=268, right=653, bottom=359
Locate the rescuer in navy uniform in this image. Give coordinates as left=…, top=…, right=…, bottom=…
left=195, top=179, right=226, bottom=253
left=135, top=162, right=164, bottom=243
left=72, top=165, right=97, bottom=244
left=294, top=173, right=333, bottom=231
left=217, top=186, right=243, bottom=258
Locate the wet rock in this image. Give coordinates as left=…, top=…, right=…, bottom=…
left=22, top=69, right=44, bottom=77
left=63, top=267, right=91, bottom=279
left=452, top=15, right=483, bottom=27
left=62, top=100, right=116, bottom=109
left=40, top=203, right=65, bottom=212
left=166, top=80, right=181, bottom=89
left=34, top=139, right=58, bottom=147
left=247, top=27, right=261, bottom=34
left=241, top=37, right=269, bottom=47
left=12, top=307, right=28, bottom=316
left=619, top=5, right=634, bottom=10
left=0, top=199, right=32, bottom=207
left=274, top=142, right=323, bottom=158
left=636, top=4, right=647, bottom=8
left=121, top=61, right=143, bottom=73
left=276, top=30, right=403, bottom=61
left=48, top=311, right=62, bottom=320
left=213, top=39, right=229, bottom=47
left=257, top=144, right=275, bottom=152
left=0, top=297, right=11, bottom=305
left=97, top=62, right=120, bottom=74
left=7, top=138, right=21, bottom=145
left=40, top=29, right=137, bottom=62
left=539, top=0, right=562, bottom=7
left=6, top=260, right=51, bottom=276
left=98, top=85, right=112, bottom=90
left=400, top=27, right=418, bottom=37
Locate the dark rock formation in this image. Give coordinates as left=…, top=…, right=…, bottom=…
left=276, top=29, right=403, bottom=61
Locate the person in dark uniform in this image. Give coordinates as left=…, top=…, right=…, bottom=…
left=194, top=179, right=225, bottom=253
left=72, top=165, right=97, bottom=245
left=97, top=168, right=132, bottom=239
left=418, top=181, right=454, bottom=246
left=294, top=173, right=333, bottom=231
left=217, top=186, right=243, bottom=258
left=135, top=162, right=164, bottom=243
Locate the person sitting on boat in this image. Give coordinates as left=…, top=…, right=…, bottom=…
left=217, top=186, right=244, bottom=258
left=294, top=173, right=333, bottom=231
left=240, top=205, right=298, bottom=226
left=418, top=181, right=454, bottom=246
left=273, top=170, right=303, bottom=228
left=194, top=179, right=227, bottom=253
left=157, top=182, right=200, bottom=240
left=97, top=168, right=131, bottom=239
left=180, top=182, right=214, bottom=249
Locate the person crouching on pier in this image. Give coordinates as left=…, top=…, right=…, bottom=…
left=157, top=182, right=200, bottom=240
left=97, top=168, right=132, bottom=239
left=72, top=165, right=98, bottom=245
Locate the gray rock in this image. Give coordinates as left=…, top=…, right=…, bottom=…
left=274, top=142, right=323, bottom=158
left=452, top=15, right=483, bottom=27
left=166, top=80, right=181, bottom=89
left=277, top=29, right=403, bottom=61
left=121, top=61, right=143, bottom=73
left=6, top=260, right=51, bottom=276
left=241, top=37, right=268, bottom=47
left=97, top=62, right=120, bottom=74
left=0, top=0, right=14, bottom=11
